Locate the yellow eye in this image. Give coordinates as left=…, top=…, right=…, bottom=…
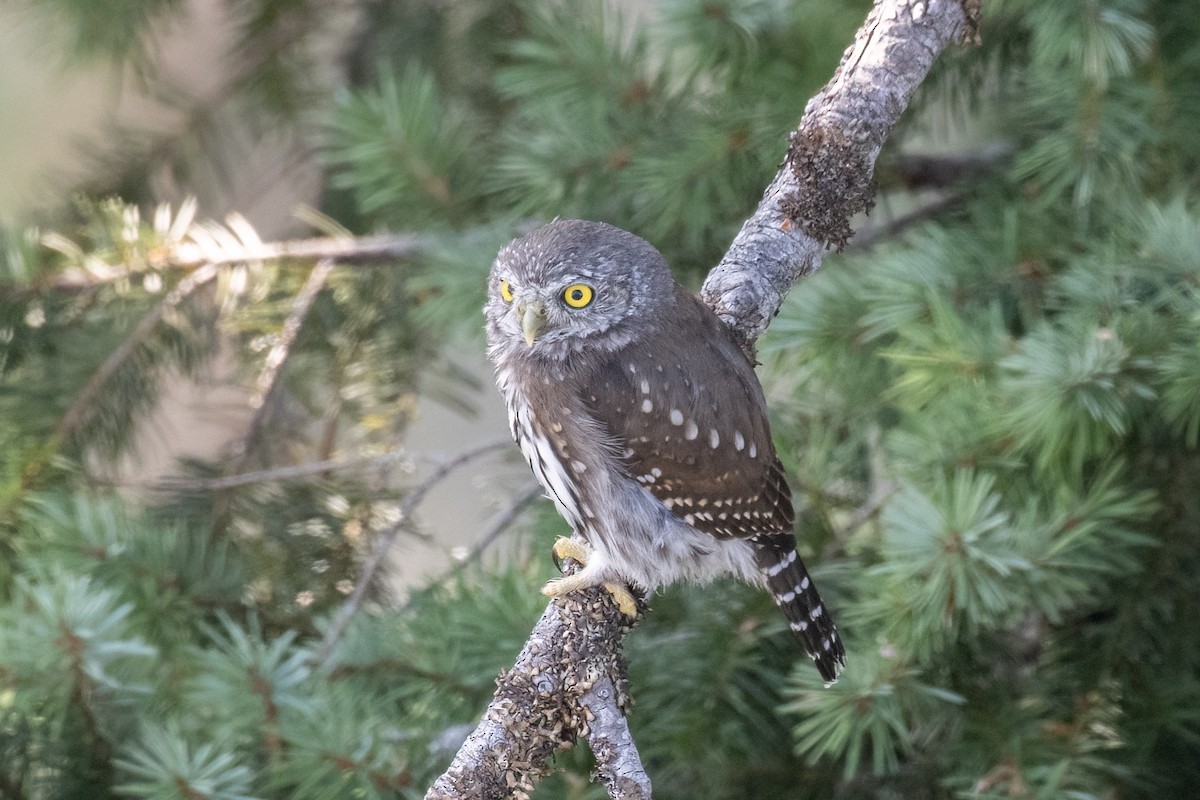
left=499, top=279, right=514, bottom=303
left=562, top=283, right=594, bottom=309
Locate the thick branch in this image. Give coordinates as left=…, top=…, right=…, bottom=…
left=425, top=589, right=645, bottom=800
left=429, top=1, right=979, bottom=796
left=701, top=0, right=977, bottom=353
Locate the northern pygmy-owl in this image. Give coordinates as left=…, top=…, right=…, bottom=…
left=484, top=219, right=845, bottom=683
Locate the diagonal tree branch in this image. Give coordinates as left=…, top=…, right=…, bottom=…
left=230, top=257, right=337, bottom=470
left=208, top=256, right=338, bottom=535
left=701, top=0, right=980, bottom=354
left=312, top=439, right=512, bottom=669
left=30, top=229, right=428, bottom=476
left=424, top=1, right=981, bottom=798
left=55, top=261, right=222, bottom=446
left=445, top=481, right=544, bottom=575
left=425, top=589, right=647, bottom=800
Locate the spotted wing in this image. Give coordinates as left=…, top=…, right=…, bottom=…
left=582, top=287, right=793, bottom=539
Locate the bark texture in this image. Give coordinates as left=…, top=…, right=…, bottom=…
left=701, top=0, right=977, bottom=354
left=425, top=585, right=648, bottom=800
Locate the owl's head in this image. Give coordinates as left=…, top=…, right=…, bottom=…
left=485, top=220, right=674, bottom=364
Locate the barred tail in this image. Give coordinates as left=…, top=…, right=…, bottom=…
left=753, top=533, right=846, bottom=685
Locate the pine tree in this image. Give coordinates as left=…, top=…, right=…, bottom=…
left=1, top=1, right=1199, bottom=798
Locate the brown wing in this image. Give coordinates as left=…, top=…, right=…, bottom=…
left=582, top=285, right=793, bottom=539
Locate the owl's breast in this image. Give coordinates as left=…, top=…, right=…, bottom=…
left=494, top=358, right=762, bottom=589
left=495, top=364, right=605, bottom=538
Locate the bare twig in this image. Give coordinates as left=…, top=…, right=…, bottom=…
left=829, top=479, right=901, bottom=555
left=849, top=192, right=965, bottom=250
left=4, top=232, right=430, bottom=305
left=396, top=480, right=541, bottom=621
left=208, top=257, right=338, bottom=536
left=231, top=257, right=337, bottom=469
left=429, top=1, right=980, bottom=797
left=881, top=143, right=1013, bottom=190
left=446, top=481, right=544, bottom=575
left=312, top=439, right=511, bottom=668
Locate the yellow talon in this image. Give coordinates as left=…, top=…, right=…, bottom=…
left=602, top=581, right=640, bottom=618
left=543, top=537, right=639, bottom=618
left=550, top=536, right=592, bottom=566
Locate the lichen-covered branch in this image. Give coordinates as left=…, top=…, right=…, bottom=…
left=424, top=588, right=646, bottom=800
left=701, top=0, right=979, bottom=353
left=427, top=1, right=979, bottom=797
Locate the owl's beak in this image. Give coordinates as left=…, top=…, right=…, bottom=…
left=519, top=300, right=547, bottom=346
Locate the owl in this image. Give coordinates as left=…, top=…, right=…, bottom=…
left=484, top=219, right=845, bottom=683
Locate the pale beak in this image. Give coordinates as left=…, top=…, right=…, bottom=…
left=520, top=299, right=547, bottom=346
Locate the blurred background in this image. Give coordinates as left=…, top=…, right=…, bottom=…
left=1, top=1, right=1199, bottom=798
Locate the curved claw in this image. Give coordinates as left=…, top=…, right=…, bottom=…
left=543, top=537, right=639, bottom=618
left=550, top=536, right=592, bottom=571
left=602, top=581, right=640, bottom=618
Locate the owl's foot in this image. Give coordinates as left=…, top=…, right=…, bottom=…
left=549, top=536, right=593, bottom=568
left=541, top=574, right=639, bottom=618
left=543, top=537, right=639, bottom=618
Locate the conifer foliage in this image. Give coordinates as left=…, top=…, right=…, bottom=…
left=2, top=1, right=1200, bottom=798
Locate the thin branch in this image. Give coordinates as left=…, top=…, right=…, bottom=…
left=2, top=262, right=224, bottom=521
left=327, top=657, right=476, bottom=694
left=3, top=232, right=431, bottom=304
left=54, top=261, right=221, bottom=445
left=208, top=257, right=337, bottom=536
left=231, top=257, right=337, bottom=470
left=851, top=144, right=1014, bottom=249
left=168, top=231, right=431, bottom=269
left=312, top=439, right=511, bottom=669
left=396, top=480, right=541, bottom=619
left=429, top=1, right=980, bottom=797
left=881, top=142, right=1013, bottom=190
left=92, top=449, right=414, bottom=492
left=827, top=479, right=901, bottom=559
left=849, top=191, right=965, bottom=250
left=444, top=481, right=544, bottom=576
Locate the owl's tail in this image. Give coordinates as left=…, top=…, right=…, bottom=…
left=753, top=533, right=846, bottom=685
